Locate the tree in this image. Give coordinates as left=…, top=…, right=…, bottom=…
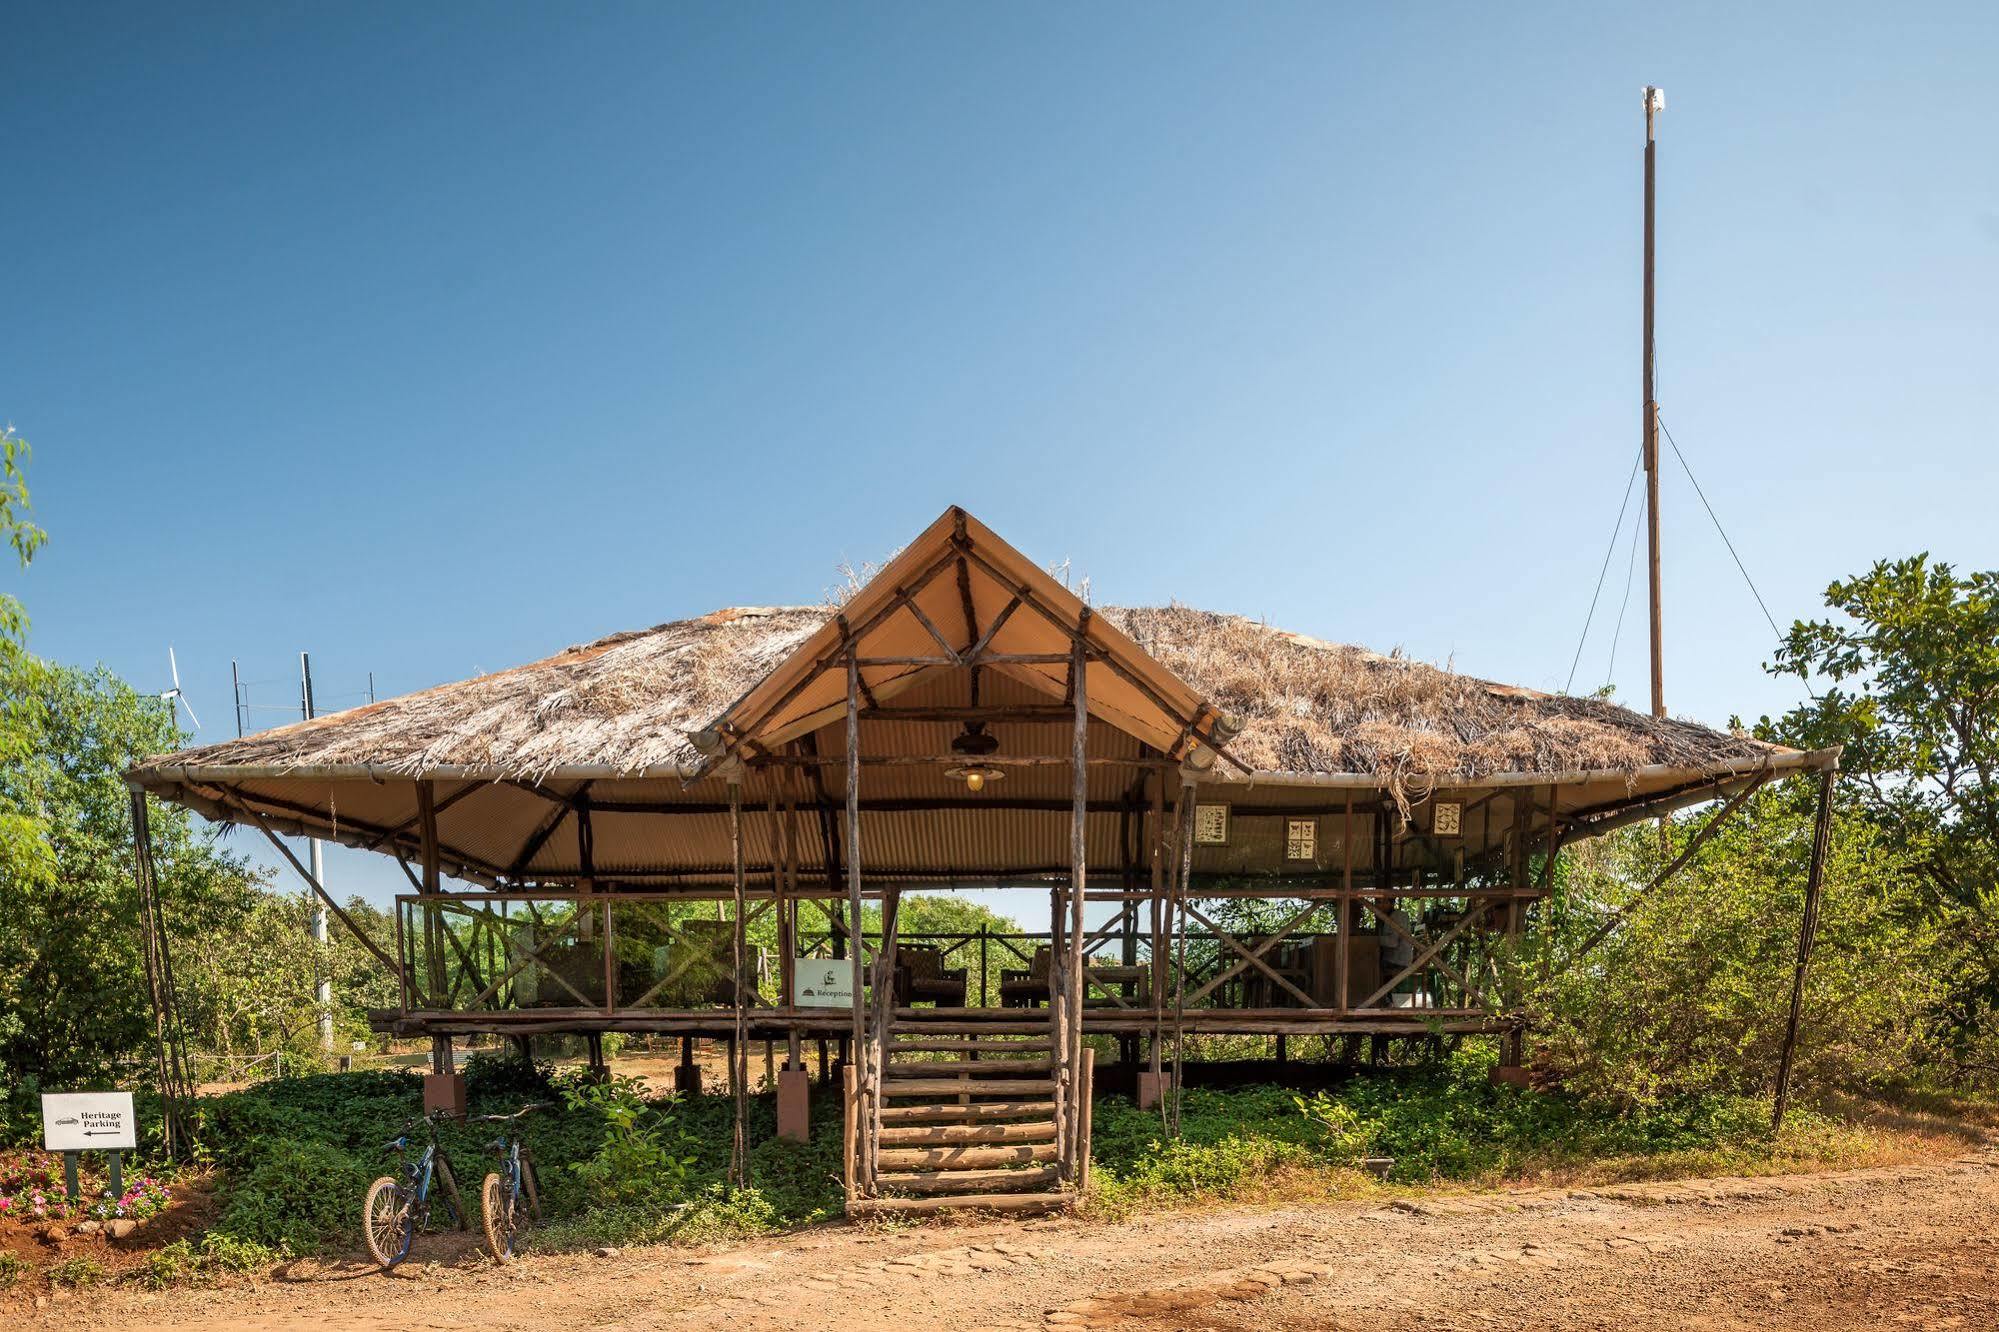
left=170, top=890, right=397, bottom=1070
left=1760, top=556, right=1999, bottom=1074
left=1765, top=556, right=1999, bottom=896
left=0, top=428, right=48, bottom=881
left=0, top=664, right=266, bottom=1112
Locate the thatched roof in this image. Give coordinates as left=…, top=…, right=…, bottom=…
left=136, top=601, right=1786, bottom=791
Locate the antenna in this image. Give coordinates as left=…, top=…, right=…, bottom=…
left=301, top=650, right=333, bottom=1054
left=160, top=647, right=201, bottom=731
left=1642, top=86, right=1665, bottom=723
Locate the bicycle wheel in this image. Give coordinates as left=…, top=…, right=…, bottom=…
left=481, top=1171, right=519, bottom=1261
left=520, top=1154, right=543, bottom=1223
left=434, top=1155, right=469, bottom=1231
left=363, top=1176, right=415, bottom=1270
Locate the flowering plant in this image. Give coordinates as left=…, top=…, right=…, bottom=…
left=0, top=1151, right=171, bottom=1223
left=0, top=1151, right=67, bottom=1220
left=85, top=1176, right=171, bottom=1222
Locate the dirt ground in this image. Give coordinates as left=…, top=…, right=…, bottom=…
left=28, top=1139, right=1999, bottom=1331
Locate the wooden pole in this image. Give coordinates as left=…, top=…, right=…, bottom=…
left=1066, top=630, right=1089, bottom=1178
left=1337, top=790, right=1353, bottom=1015
left=1169, top=777, right=1196, bottom=1137
left=1077, top=1046, right=1097, bottom=1194
left=843, top=644, right=870, bottom=1194
left=1643, top=86, right=1665, bottom=725
left=128, top=791, right=183, bottom=1156
left=841, top=1063, right=858, bottom=1201
left=775, top=779, right=803, bottom=1071
left=728, top=772, right=749, bottom=1188
left=1772, top=769, right=1837, bottom=1133
left=1149, top=775, right=1166, bottom=1083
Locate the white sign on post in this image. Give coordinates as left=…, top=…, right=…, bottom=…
left=794, top=956, right=857, bottom=1008
left=43, top=1092, right=137, bottom=1152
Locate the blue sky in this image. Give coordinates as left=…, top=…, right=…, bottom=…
left=6, top=3, right=1995, bottom=908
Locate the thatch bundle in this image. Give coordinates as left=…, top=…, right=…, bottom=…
left=1102, top=606, right=1769, bottom=800
left=147, top=603, right=1773, bottom=788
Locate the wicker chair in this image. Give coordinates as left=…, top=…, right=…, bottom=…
left=894, top=943, right=967, bottom=1007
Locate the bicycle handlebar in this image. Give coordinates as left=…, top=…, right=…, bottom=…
left=469, top=1101, right=553, bottom=1124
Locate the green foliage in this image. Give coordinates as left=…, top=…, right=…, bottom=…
left=553, top=1070, right=698, bottom=1207
left=0, top=428, right=46, bottom=883
left=1087, top=1060, right=1826, bottom=1216
left=1530, top=786, right=1940, bottom=1104
left=1762, top=555, right=1999, bottom=1080
left=134, top=1233, right=280, bottom=1288
left=0, top=1250, right=23, bottom=1289
left=46, top=1256, right=106, bottom=1288
left=1294, top=1091, right=1375, bottom=1161
left=0, top=663, right=268, bottom=1112
left=213, top=1136, right=368, bottom=1252
left=462, top=1048, right=553, bottom=1102
left=178, top=891, right=397, bottom=1074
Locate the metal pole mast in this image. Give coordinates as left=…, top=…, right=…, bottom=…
left=1643, top=86, right=1665, bottom=722
left=301, top=651, right=332, bottom=1053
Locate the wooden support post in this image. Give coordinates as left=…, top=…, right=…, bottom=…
left=1337, top=791, right=1354, bottom=1014
left=728, top=771, right=750, bottom=1188
left=128, top=790, right=190, bottom=1156
left=417, top=781, right=446, bottom=1006
left=1065, top=629, right=1089, bottom=1178
left=843, top=641, right=871, bottom=1194
left=1773, top=768, right=1837, bottom=1133
left=1168, top=776, right=1195, bottom=1137
left=1145, top=775, right=1167, bottom=1096
left=1077, top=1046, right=1097, bottom=1194
left=841, top=1063, right=858, bottom=1201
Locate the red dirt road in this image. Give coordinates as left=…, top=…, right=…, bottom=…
left=31, top=1141, right=1999, bottom=1331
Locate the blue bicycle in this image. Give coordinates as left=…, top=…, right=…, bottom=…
left=362, top=1110, right=469, bottom=1270
left=476, top=1102, right=548, bottom=1262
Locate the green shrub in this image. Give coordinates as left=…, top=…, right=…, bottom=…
left=0, top=1251, right=25, bottom=1289
left=554, top=1070, right=696, bottom=1208
left=671, top=1183, right=782, bottom=1244
left=133, top=1240, right=201, bottom=1289
left=134, top=1234, right=280, bottom=1288
left=1294, top=1091, right=1378, bottom=1161
left=47, top=1256, right=106, bottom=1288
left=214, top=1137, right=368, bottom=1252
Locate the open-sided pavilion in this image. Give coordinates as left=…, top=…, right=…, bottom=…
left=128, top=507, right=1837, bottom=1212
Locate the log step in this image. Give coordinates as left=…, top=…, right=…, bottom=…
left=885, top=1059, right=1052, bottom=1077
left=846, top=1191, right=1071, bottom=1217
left=878, top=1100, right=1055, bottom=1124
left=891, top=1026, right=1054, bottom=1038
left=893, top=1018, right=1053, bottom=1035
left=877, top=1120, right=1058, bottom=1146
left=876, top=1143, right=1057, bottom=1171
left=889, top=1039, right=1053, bottom=1054
left=880, top=1077, right=1055, bottom=1098
left=876, top=1165, right=1061, bottom=1195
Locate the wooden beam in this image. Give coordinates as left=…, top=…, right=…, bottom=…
left=1574, top=772, right=1773, bottom=957
left=233, top=797, right=402, bottom=977
left=1773, top=769, right=1837, bottom=1132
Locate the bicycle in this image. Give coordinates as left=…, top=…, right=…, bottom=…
left=362, top=1110, right=469, bottom=1270
left=475, top=1102, right=549, bottom=1261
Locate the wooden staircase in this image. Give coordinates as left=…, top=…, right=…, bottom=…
left=846, top=1009, right=1082, bottom=1215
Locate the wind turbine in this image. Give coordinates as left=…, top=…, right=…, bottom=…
left=161, top=647, right=201, bottom=732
